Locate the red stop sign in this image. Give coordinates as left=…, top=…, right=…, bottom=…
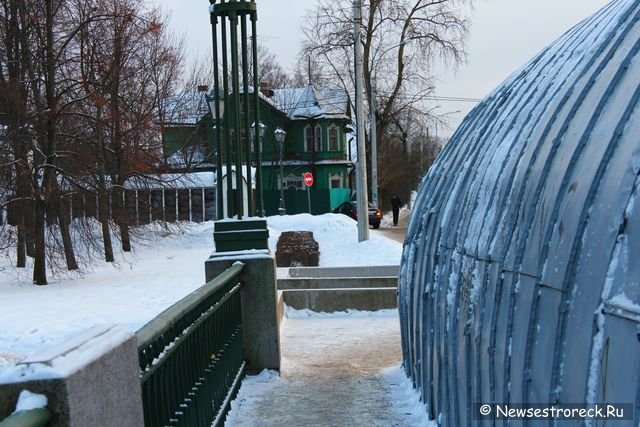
left=303, top=172, right=314, bottom=187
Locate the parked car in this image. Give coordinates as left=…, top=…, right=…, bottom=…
left=332, top=201, right=383, bottom=229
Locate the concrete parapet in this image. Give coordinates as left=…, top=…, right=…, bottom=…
left=283, top=288, right=398, bottom=312
left=278, top=266, right=400, bottom=312
left=278, top=277, right=398, bottom=290
left=0, top=325, right=143, bottom=427
left=205, top=250, right=280, bottom=373
left=288, top=265, right=400, bottom=278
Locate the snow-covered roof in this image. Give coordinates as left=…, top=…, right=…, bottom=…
left=162, top=92, right=210, bottom=125
left=261, top=160, right=353, bottom=167
left=272, top=85, right=349, bottom=120
left=124, top=172, right=215, bottom=189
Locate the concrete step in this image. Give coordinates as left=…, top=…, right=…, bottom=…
left=287, top=265, right=400, bottom=278
left=282, top=288, right=397, bottom=312
left=278, top=277, right=398, bottom=290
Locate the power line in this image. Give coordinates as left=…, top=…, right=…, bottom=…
left=424, top=95, right=481, bottom=103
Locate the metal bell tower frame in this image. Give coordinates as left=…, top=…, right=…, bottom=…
left=209, top=0, right=263, bottom=219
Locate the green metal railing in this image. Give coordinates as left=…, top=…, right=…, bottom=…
left=0, top=408, right=52, bottom=427
left=136, top=262, right=246, bottom=427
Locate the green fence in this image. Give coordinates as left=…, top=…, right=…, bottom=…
left=263, top=188, right=350, bottom=216
left=136, top=263, right=245, bottom=427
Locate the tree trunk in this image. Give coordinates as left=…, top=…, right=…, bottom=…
left=119, top=216, right=131, bottom=252
left=95, top=105, right=114, bottom=262
left=16, top=225, right=26, bottom=268
left=54, top=190, right=78, bottom=271
left=32, top=199, right=47, bottom=285
left=112, top=187, right=131, bottom=252
left=99, top=193, right=114, bottom=262
left=23, top=198, right=35, bottom=258
left=31, top=0, right=57, bottom=285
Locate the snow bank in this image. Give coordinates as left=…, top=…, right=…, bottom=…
left=382, top=365, right=437, bottom=426
left=267, top=213, right=402, bottom=266
left=0, top=214, right=402, bottom=372
left=13, top=390, right=48, bottom=413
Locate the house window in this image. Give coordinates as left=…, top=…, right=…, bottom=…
left=305, top=125, right=323, bottom=152
left=315, top=124, right=322, bottom=151
left=328, top=125, right=339, bottom=151
left=329, top=173, right=342, bottom=189
left=305, top=125, right=314, bottom=152
left=281, top=173, right=303, bottom=190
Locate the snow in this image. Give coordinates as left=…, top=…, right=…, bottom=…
left=267, top=213, right=402, bottom=266
left=0, top=213, right=422, bottom=423
left=0, top=222, right=215, bottom=369
left=225, top=364, right=434, bottom=426
left=381, top=365, right=438, bottom=427
left=608, top=292, right=640, bottom=313
left=0, top=214, right=400, bottom=367
left=124, top=172, right=215, bottom=189
left=285, top=305, right=397, bottom=319
left=272, top=85, right=349, bottom=119
left=13, top=390, right=48, bottom=413
left=224, top=307, right=434, bottom=426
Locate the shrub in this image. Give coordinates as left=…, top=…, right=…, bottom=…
left=275, top=231, right=320, bottom=267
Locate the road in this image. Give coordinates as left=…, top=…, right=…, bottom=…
left=373, top=208, right=410, bottom=244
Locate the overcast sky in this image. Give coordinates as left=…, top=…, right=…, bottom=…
left=148, top=0, right=611, bottom=135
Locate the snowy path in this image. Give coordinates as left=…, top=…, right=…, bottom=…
left=225, top=312, right=431, bottom=426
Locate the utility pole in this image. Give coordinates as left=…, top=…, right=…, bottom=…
left=353, top=0, right=369, bottom=241
left=370, top=76, right=378, bottom=208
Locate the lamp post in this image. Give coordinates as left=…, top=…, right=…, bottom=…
left=206, top=91, right=225, bottom=219
left=208, top=0, right=269, bottom=253
left=353, top=0, right=369, bottom=241
left=250, top=121, right=266, bottom=216
left=435, top=109, right=462, bottom=142
left=274, top=127, right=286, bottom=216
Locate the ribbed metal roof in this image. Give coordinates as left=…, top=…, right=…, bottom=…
left=399, top=0, right=640, bottom=424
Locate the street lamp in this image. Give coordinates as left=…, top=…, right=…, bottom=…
left=205, top=90, right=225, bottom=219
left=435, top=110, right=462, bottom=142
left=250, top=121, right=266, bottom=143
left=250, top=121, right=266, bottom=216
left=205, top=91, right=225, bottom=120
left=274, top=127, right=287, bottom=216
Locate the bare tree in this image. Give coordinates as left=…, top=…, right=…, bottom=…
left=0, top=0, right=182, bottom=284
left=251, top=43, right=291, bottom=89
left=301, top=0, right=471, bottom=205
left=79, top=0, right=181, bottom=253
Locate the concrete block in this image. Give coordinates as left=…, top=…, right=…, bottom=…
left=287, top=265, right=400, bottom=278
left=205, top=250, right=280, bottom=373
left=278, top=277, right=398, bottom=290
left=0, top=325, right=143, bottom=427
left=283, top=288, right=398, bottom=312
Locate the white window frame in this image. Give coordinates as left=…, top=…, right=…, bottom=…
left=328, top=125, right=339, bottom=151
left=314, top=124, right=322, bottom=151
left=329, top=173, right=342, bottom=189
left=304, top=125, right=314, bottom=152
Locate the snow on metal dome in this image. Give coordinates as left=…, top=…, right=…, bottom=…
left=398, top=0, right=640, bottom=424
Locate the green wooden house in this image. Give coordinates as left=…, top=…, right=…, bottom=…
left=257, top=84, right=353, bottom=215
left=162, top=84, right=354, bottom=217
left=161, top=92, right=215, bottom=171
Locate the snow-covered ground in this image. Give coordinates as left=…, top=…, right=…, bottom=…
left=0, top=213, right=400, bottom=367
left=0, top=213, right=432, bottom=424
left=225, top=308, right=435, bottom=427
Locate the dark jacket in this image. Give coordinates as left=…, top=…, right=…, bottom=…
left=391, top=196, right=402, bottom=210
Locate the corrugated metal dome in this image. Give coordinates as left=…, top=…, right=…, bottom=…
left=398, top=0, right=640, bottom=424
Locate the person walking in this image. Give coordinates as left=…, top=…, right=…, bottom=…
left=391, top=194, right=403, bottom=226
